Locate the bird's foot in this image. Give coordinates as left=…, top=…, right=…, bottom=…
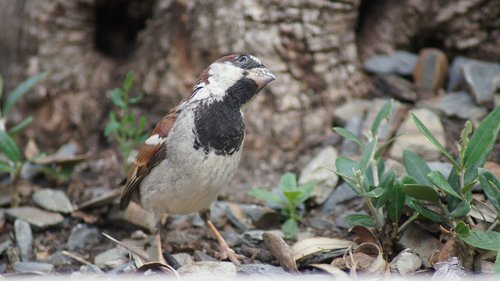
left=216, top=244, right=246, bottom=266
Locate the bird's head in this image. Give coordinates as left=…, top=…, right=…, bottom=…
left=191, top=54, right=276, bottom=107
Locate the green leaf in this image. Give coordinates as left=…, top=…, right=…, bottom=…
left=0, top=129, right=21, bottom=162
left=409, top=200, right=447, bottom=222
left=0, top=161, right=14, bottom=173
left=455, top=221, right=470, bottom=237
left=448, top=201, right=470, bottom=218
left=404, top=184, right=440, bottom=203
left=279, top=172, right=297, bottom=192
left=479, top=168, right=500, bottom=211
left=345, top=214, right=375, bottom=228
left=359, top=187, right=384, bottom=198
left=111, top=89, right=127, bottom=109
left=464, top=107, right=500, bottom=179
left=335, top=157, right=359, bottom=191
left=387, top=179, right=405, bottom=222
left=104, top=112, right=120, bottom=137
left=411, top=113, right=459, bottom=168
left=403, top=150, right=433, bottom=186
left=297, top=182, right=315, bottom=203
left=333, top=127, right=363, bottom=148
left=428, top=171, right=463, bottom=200
left=8, top=116, right=33, bottom=135
left=248, top=188, right=282, bottom=204
left=282, top=218, right=299, bottom=239
left=459, top=121, right=472, bottom=162
left=3, top=71, right=48, bottom=116
left=123, top=71, right=135, bottom=93
left=129, top=93, right=143, bottom=104
left=358, top=138, right=377, bottom=173
left=370, top=99, right=393, bottom=136
left=283, top=191, right=301, bottom=203
left=458, top=230, right=500, bottom=251
left=461, top=180, right=477, bottom=195
left=374, top=171, right=395, bottom=208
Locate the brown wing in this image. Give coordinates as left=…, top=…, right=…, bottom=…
left=119, top=112, right=177, bottom=210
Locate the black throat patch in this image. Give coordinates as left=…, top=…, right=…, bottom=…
left=193, top=78, right=259, bottom=156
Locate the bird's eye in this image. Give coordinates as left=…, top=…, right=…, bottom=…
left=236, top=56, right=248, bottom=64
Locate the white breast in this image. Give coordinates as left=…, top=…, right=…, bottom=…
left=139, top=104, right=243, bottom=216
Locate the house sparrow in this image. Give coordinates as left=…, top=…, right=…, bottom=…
left=119, top=54, right=275, bottom=265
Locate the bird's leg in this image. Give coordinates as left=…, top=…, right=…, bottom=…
left=200, top=210, right=245, bottom=266
left=153, top=218, right=167, bottom=265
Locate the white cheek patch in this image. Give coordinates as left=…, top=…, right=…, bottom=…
left=207, top=63, right=243, bottom=97
left=145, top=134, right=165, bottom=145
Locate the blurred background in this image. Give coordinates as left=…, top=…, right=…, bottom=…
left=1, top=0, right=499, bottom=196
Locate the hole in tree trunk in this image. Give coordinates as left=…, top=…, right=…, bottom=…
left=94, top=0, right=154, bottom=59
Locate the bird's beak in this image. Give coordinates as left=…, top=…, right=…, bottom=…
left=248, top=67, right=276, bottom=89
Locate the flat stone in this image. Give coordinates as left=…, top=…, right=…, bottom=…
left=333, top=99, right=371, bottom=125
left=178, top=261, right=237, bottom=277
left=239, top=263, right=291, bottom=276
left=299, top=146, right=339, bottom=205
left=389, top=249, right=422, bottom=275
left=399, top=224, right=441, bottom=268
left=427, top=162, right=453, bottom=178
left=94, top=247, right=129, bottom=269
left=49, top=251, right=72, bottom=267
left=362, top=98, right=406, bottom=142
left=32, top=188, right=74, bottom=213
left=0, top=240, right=12, bottom=256
left=363, top=51, right=418, bottom=76
left=224, top=202, right=280, bottom=231
left=374, top=75, right=417, bottom=102
left=462, top=60, right=500, bottom=105
left=321, top=182, right=358, bottom=213
left=413, top=48, right=448, bottom=93
left=67, top=224, right=101, bottom=251
left=108, top=202, right=155, bottom=231
left=172, top=253, right=193, bottom=267
left=340, top=116, right=363, bottom=157
left=447, top=56, right=477, bottom=91
left=13, top=261, right=54, bottom=274
left=420, top=91, right=487, bottom=122
left=5, top=206, right=64, bottom=230
left=14, top=219, right=33, bottom=261
left=389, top=108, right=445, bottom=160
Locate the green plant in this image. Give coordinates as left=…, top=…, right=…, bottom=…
left=0, top=72, right=48, bottom=205
left=104, top=71, right=148, bottom=171
left=248, top=172, right=315, bottom=239
left=334, top=100, right=500, bottom=261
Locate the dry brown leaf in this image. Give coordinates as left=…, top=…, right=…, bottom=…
left=349, top=225, right=380, bottom=247
left=24, top=139, right=40, bottom=160
left=346, top=242, right=388, bottom=274
left=438, top=238, right=457, bottom=263
left=291, top=237, right=355, bottom=262
left=309, top=263, right=349, bottom=279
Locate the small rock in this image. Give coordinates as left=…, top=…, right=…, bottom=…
left=420, top=91, right=487, bottom=122
left=389, top=249, right=422, bottom=275
left=172, top=253, right=193, bottom=267
left=447, top=56, right=477, bottom=91
left=296, top=231, right=315, bottom=241
left=322, top=182, right=358, bottom=213
left=49, top=251, right=72, bottom=267
left=239, top=263, right=291, bottom=276
left=14, top=219, right=33, bottom=262
left=299, top=146, right=339, bottom=205
left=13, top=261, right=54, bottom=274
left=309, top=218, right=336, bottom=230
left=374, top=75, right=417, bottom=102
left=193, top=250, right=217, bottom=262
left=339, top=116, right=363, bottom=156
left=240, top=230, right=284, bottom=246
left=364, top=51, right=418, bottom=76
left=413, top=48, right=448, bottom=93
left=178, top=261, right=237, bottom=277
left=67, top=224, right=101, bottom=251
left=389, top=108, right=445, bottom=160
left=333, top=99, right=371, bottom=125
left=485, top=162, right=500, bottom=180
left=225, top=202, right=280, bottom=231
left=427, top=162, right=453, bottom=178
left=362, top=98, right=407, bottom=142
left=462, top=60, right=500, bottom=106
left=94, top=247, right=128, bottom=269
left=0, top=239, right=12, bottom=256
left=335, top=210, right=366, bottom=229
left=432, top=257, right=466, bottom=280
left=79, top=264, right=104, bottom=275
left=400, top=224, right=441, bottom=268
left=32, top=188, right=74, bottom=213
left=5, top=206, right=64, bottom=229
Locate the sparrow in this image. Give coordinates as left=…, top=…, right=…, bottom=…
left=119, top=54, right=275, bottom=265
